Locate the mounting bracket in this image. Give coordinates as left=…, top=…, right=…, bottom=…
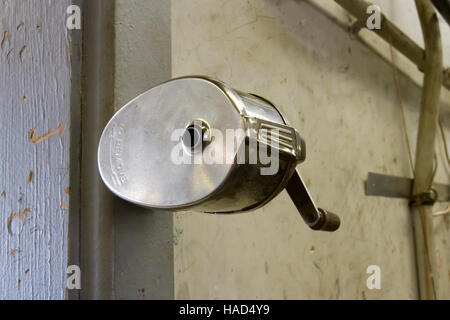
left=365, top=172, right=450, bottom=202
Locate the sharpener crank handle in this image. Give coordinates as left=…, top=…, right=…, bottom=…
left=285, top=170, right=341, bottom=232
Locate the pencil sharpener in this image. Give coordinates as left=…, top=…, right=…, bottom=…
left=98, top=76, right=340, bottom=231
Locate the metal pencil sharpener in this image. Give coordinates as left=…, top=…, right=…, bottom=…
left=98, top=76, right=340, bottom=232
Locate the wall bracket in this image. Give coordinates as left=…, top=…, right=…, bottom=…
left=365, top=172, right=450, bottom=202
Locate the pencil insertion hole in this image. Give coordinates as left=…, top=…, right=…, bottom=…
left=182, top=120, right=210, bottom=153
left=183, top=125, right=202, bottom=149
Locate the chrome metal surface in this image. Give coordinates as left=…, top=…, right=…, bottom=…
left=98, top=76, right=340, bottom=231
left=99, top=77, right=245, bottom=209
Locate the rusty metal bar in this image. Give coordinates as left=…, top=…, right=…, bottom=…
left=411, top=0, right=443, bottom=300
left=335, top=0, right=450, bottom=91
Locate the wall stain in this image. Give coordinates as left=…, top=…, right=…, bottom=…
left=176, top=282, right=190, bottom=299
left=335, top=278, right=340, bottom=299
left=313, top=261, right=322, bottom=273
left=173, top=228, right=184, bottom=246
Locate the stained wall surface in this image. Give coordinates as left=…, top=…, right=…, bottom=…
left=172, top=0, right=450, bottom=299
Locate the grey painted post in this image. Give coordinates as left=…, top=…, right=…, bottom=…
left=0, top=0, right=175, bottom=300
left=0, top=0, right=72, bottom=299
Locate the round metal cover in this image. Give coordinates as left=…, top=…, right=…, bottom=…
left=98, top=77, right=245, bottom=209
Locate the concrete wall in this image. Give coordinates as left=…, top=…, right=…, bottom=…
left=113, top=0, right=174, bottom=299
left=373, top=0, right=450, bottom=66
left=172, top=0, right=450, bottom=299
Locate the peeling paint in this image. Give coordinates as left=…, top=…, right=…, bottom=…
left=29, top=124, right=66, bottom=144
left=61, top=200, right=69, bottom=210
left=18, top=45, right=26, bottom=60
left=7, top=208, right=30, bottom=228
left=28, top=171, right=33, bottom=184
left=1, top=30, right=7, bottom=49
